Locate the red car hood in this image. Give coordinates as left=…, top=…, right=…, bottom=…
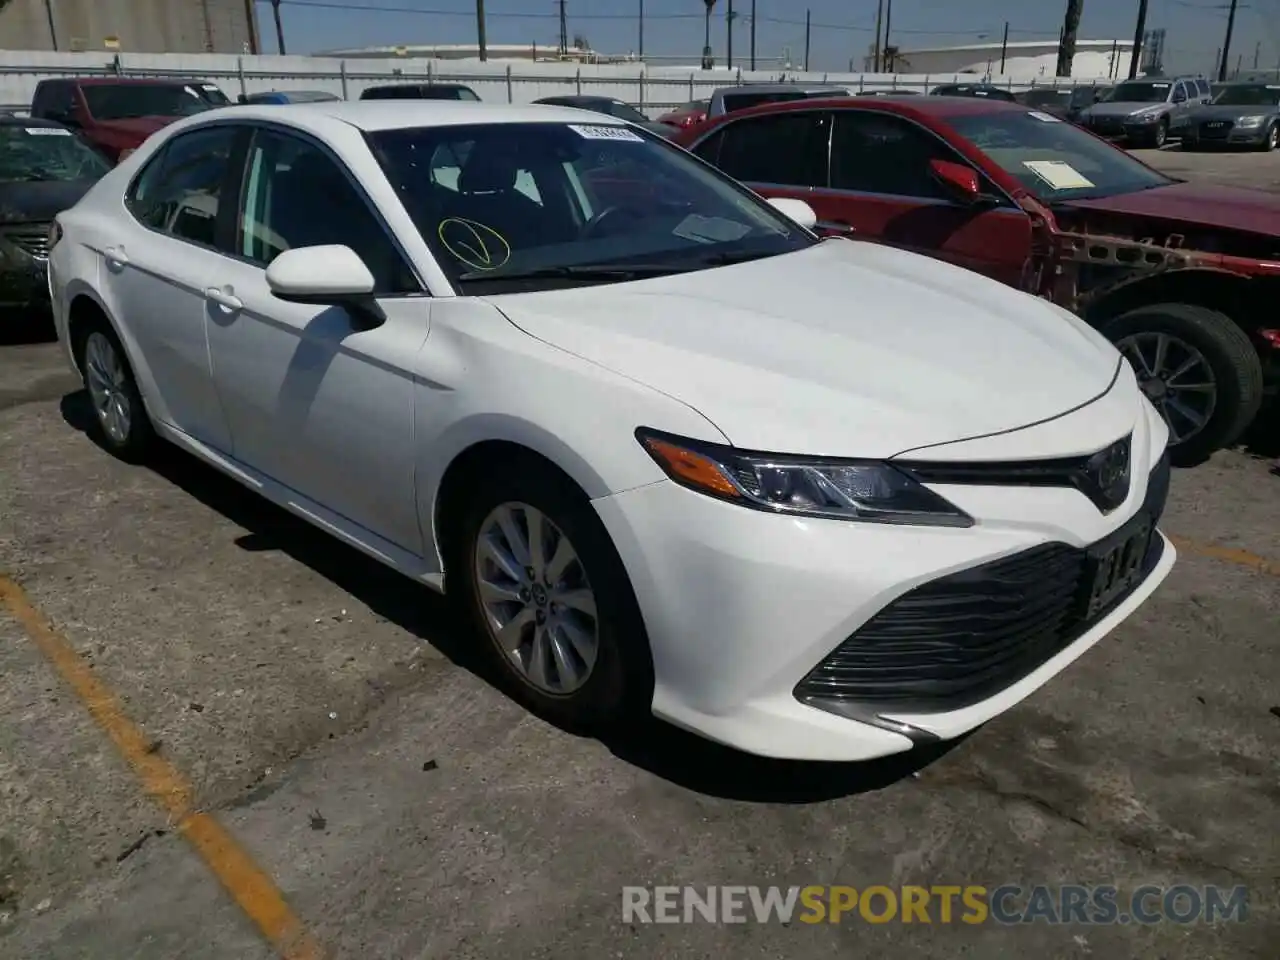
left=94, top=115, right=179, bottom=140
left=1063, top=181, right=1280, bottom=237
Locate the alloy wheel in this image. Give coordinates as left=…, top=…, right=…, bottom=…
left=473, top=502, right=599, bottom=695
left=1116, top=331, right=1217, bottom=445
left=84, top=331, right=133, bottom=445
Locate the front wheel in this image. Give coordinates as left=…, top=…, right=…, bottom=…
left=75, top=322, right=154, bottom=462
left=1260, top=123, right=1278, bottom=152
left=1105, top=303, right=1263, bottom=467
left=451, top=464, right=654, bottom=733
left=1151, top=118, right=1169, bottom=149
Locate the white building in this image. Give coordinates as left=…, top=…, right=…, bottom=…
left=869, top=39, right=1136, bottom=82
left=315, top=43, right=626, bottom=64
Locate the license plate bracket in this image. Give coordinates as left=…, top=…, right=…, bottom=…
left=1082, top=515, right=1152, bottom=620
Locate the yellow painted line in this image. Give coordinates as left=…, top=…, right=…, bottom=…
left=1168, top=536, right=1280, bottom=578
left=0, top=575, right=325, bottom=960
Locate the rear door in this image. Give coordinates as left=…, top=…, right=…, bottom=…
left=824, top=109, right=1033, bottom=286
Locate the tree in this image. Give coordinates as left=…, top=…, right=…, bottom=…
left=1056, top=0, right=1083, bottom=77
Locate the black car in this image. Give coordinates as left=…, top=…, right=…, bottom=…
left=532, top=95, right=673, bottom=136
left=0, top=116, right=111, bottom=320
left=929, top=83, right=1018, bottom=101
left=359, top=83, right=480, bottom=101
left=1015, top=87, right=1073, bottom=118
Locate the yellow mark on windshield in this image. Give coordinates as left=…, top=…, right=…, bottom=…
left=438, top=218, right=511, bottom=272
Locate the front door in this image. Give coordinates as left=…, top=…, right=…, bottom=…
left=99, top=124, right=241, bottom=451
left=823, top=109, right=1034, bottom=288
left=204, top=126, right=429, bottom=553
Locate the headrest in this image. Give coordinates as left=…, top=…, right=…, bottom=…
left=458, top=149, right=518, bottom=194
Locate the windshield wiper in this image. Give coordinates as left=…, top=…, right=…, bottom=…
left=456, top=263, right=700, bottom=283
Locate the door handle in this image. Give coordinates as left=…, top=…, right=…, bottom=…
left=204, top=287, right=243, bottom=311
left=816, top=220, right=857, bottom=235
left=104, top=246, right=129, bottom=267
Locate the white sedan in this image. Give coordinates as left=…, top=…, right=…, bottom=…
left=48, top=101, right=1175, bottom=761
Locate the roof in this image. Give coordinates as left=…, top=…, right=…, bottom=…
left=189, top=100, right=626, bottom=133
left=42, top=76, right=213, bottom=87
left=714, top=83, right=844, bottom=96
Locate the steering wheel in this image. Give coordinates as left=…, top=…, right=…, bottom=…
left=580, top=204, right=646, bottom=239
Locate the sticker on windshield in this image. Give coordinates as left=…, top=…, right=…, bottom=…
left=201, top=84, right=220, bottom=91
left=1027, top=111, right=1062, bottom=122
left=671, top=214, right=752, bottom=244
left=25, top=126, right=72, bottom=136
left=1023, top=160, right=1094, bottom=190
left=568, top=124, right=644, bottom=142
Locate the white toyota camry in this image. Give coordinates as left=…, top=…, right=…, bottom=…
left=48, top=101, right=1175, bottom=761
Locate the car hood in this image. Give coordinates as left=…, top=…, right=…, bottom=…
left=1085, top=101, right=1166, bottom=118
left=1063, top=180, right=1280, bottom=237
left=92, top=115, right=180, bottom=139
left=486, top=241, right=1121, bottom=457
left=0, top=179, right=97, bottom=224
left=1187, top=103, right=1279, bottom=120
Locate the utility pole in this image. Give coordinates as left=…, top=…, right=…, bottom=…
left=1129, top=0, right=1147, bottom=79
left=638, top=0, right=643, bottom=60
left=476, top=0, right=487, bottom=61
left=1254, top=40, right=1261, bottom=70
left=558, top=0, right=568, bottom=58
left=1056, top=0, right=1082, bottom=77
left=750, top=0, right=756, bottom=70
left=873, top=0, right=884, bottom=72
left=1217, top=0, right=1239, bottom=82
left=42, top=0, right=58, bottom=50
left=270, top=0, right=285, bottom=54
left=1000, top=21, right=1009, bottom=74
left=804, top=8, right=810, bottom=71
left=883, top=0, right=893, bottom=71
left=727, top=0, right=734, bottom=69
left=244, top=0, right=261, bottom=54
left=702, top=0, right=716, bottom=70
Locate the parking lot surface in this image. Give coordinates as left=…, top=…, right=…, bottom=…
left=1, top=150, right=1278, bottom=959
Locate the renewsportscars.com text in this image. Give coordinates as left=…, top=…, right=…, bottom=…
left=622, top=884, right=1249, bottom=925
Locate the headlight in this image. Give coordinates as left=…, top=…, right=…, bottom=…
left=636, top=429, right=974, bottom=527
left=1135, top=112, right=1160, bottom=123
left=1236, top=115, right=1265, bottom=128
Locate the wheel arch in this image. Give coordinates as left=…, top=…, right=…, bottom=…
left=1084, top=268, right=1269, bottom=343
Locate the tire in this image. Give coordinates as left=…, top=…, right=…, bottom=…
left=1103, top=303, right=1264, bottom=468
left=73, top=319, right=153, bottom=462
left=1260, top=123, right=1278, bottom=152
left=1152, top=118, right=1169, bottom=149
left=450, top=461, right=654, bottom=734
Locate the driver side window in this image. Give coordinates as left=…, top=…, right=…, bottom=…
left=830, top=111, right=979, bottom=202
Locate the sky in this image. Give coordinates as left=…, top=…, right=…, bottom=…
left=255, top=0, right=1280, bottom=75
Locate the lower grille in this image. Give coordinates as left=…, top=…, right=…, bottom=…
left=3, top=224, right=52, bottom=259
left=796, top=453, right=1171, bottom=714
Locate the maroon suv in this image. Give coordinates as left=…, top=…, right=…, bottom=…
left=30, top=77, right=231, bottom=162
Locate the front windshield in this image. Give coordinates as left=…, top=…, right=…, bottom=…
left=1212, top=84, right=1280, bottom=106
left=1107, top=81, right=1171, bottom=103
left=947, top=110, right=1172, bottom=202
left=83, top=83, right=216, bottom=120
left=0, top=125, right=111, bottom=182
left=367, top=122, right=814, bottom=291
left=605, top=100, right=651, bottom=123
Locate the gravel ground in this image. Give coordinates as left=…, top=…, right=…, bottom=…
left=0, top=150, right=1277, bottom=960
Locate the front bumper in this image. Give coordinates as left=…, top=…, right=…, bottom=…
left=1182, top=121, right=1270, bottom=147
left=0, top=224, right=53, bottom=309
left=595, top=393, right=1175, bottom=762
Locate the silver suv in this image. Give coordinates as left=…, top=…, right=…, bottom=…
left=1078, top=75, right=1212, bottom=148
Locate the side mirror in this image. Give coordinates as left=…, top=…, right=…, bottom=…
left=765, top=196, right=818, bottom=230
left=929, top=158, right=982, bottom=204
left=266, top=245, right=383, bottom=326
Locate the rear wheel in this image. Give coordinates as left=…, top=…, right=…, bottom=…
left=451, top=463, right=654, bottom=733
left=74, top=321, right=153, bottom=462
left=1104, top=303, right=1263, bottom=467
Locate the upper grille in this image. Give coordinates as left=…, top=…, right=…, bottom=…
left=796, top=452, right=1171, bottom=714
left=3, top=224, right=52, bottom=260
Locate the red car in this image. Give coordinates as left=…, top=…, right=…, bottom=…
left=656, top=100, right=709, bottom=131
left=675, top=96, right=1280, bottom=466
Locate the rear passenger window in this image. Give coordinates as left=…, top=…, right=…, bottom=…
left=126, top=126, right=239, bottom=249
left=710, top=112, right=830, bottom=187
